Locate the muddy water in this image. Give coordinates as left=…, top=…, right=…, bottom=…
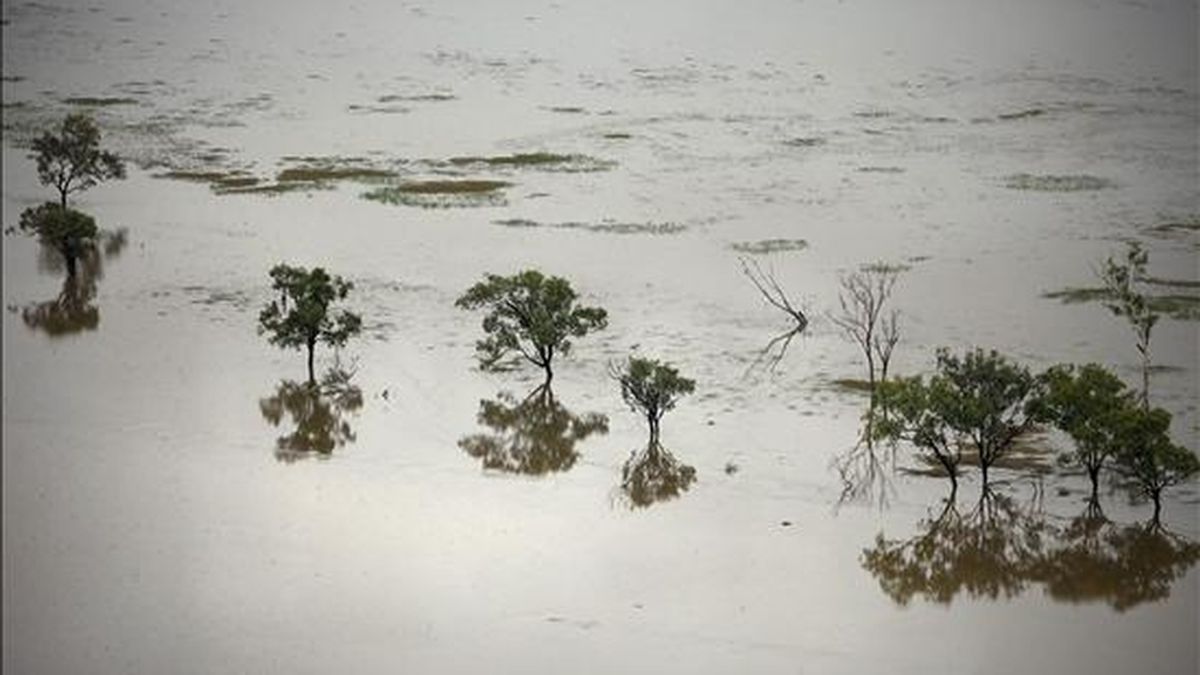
left=3, top=0, right=1198, bottom=673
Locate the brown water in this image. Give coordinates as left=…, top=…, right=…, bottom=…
left=3, top=0, right=1199, bottom=673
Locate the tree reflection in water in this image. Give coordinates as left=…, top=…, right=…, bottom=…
left=620, top=442, right=697, bottom=508
left=862, top=492, right=1200, bottom=611
left=458, top=385, right=608, bottom=475
left=259, top=367, right=363, bottom=463
left=22, top=229, right=127, bottom=337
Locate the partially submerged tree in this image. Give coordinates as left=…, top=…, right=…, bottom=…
left=455, top=269, right=607, bottom=385
left=32, top=112, right=126, bottom=209
left=258, top=264, right=362, bottom=384
left=875, top=348, right=1040, bottom=493
left=829, top=263, right=902, bottom=402
left=1110, top=406, right=1199, bottom=524
left=1028, top=363, right=1134, bottom=502
left=1098, top=241, right=1158, bottom=409
left=18, top=202, right=97, bottom=278
left=612, top=356, right=695, bottom=446
left=740, top=257, right=808, bottom=372
left=875, top=373, right=963, bottom=497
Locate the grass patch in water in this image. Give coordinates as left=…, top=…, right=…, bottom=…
left=830, top=378, right=874, bottom=394
left=603, top=132, right=632, bottom=139
left=546, top=105, right=586, bottom=114
left=493, top=218, right=685, bottom=235
left=997, top=108, right=1047, bottom=121
left=784, top=137, right=825, bottom=148
left=277, top=166, right=397, bottom=182
left=446, top=152, right=615, bottom=172
left=363, top=180, right=511, bottom=208
left=1043, top=286, right=1200, bottom=320
left=857, top=166, right=905, bottom=173
left=378, top=93, right=456, bottom=103
left=1004, top=173, right=1115, bottom=192
left=63, top=96, right=139, bottom=107
left=730, top=238, right=808, bottom=254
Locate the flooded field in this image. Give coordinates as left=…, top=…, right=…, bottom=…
left=3, top=0, right=1198, bottom=673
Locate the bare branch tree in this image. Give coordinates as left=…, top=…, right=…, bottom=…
left=828, top=263, right=902, bottom=399
left=740, top=257, right=808, bottom=373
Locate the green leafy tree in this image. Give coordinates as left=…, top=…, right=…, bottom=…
left=18, top=202, right=97, bottom=278
left=875, top=348, right=1039, bottom=493
left=258, top=264, right=362, bottom=384
left=1098, top=242, right=1158, bottom=409
left=612, top=356, right=695, bottom=446
left=1028, top=363, right=1135, bottom=502
left=1110, top=406, right=1199, bottom=524
left=455, top=269, right=607, bottom=384
left=32, top=112, right=126, bottom=209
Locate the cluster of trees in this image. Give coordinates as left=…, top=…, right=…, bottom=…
left=18, top=115, right=1193, bottom=517
left=258, top=264, right=697, bottom=503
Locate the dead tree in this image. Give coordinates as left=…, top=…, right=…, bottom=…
left=740, top=257, right=808, bottom=373
left=829, top=263, right=901, bottom=400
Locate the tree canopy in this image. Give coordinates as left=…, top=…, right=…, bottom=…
left=18, top=202, right=98, bottom=278
left=1028, top=363, right=1134, bottom=500
left=455, top=269, right=607, bottom=384
left=1110, top=406, right=1199, bottom=523
left=32, top=112, right=126, bottom=208
left=258, top=264, right=362, bottom=384
left=874, top=348, right=1039, bottom=493
left=613, top=356, right=695, bottom=446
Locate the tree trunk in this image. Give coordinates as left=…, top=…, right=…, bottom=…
left=543, top=361, right=553, bottom=387
left=1140, top=351, right=1150, bottom=410
left=647, top=415, right=660, bottom=447
left=63, top=251, right=77, bottom=279
left=306, top=339, right=316, bottom=385
left=948, top=471, right=958, bottom=500
left=980, top=461, right=990, bottom=490
left=1151, top=488, right=1162, bottom=525
left=1088, top=467, right=1100, bottom=504
left=60, top=190, right=68, bottom=211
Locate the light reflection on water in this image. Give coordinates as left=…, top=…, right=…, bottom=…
left=862, top=492, right=1200, bottom=612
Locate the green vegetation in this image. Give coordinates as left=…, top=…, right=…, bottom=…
left=446, top=153, right=615, bottom=172
left=492, top=218, right=686, bottom=235
left=258, top=264, right=363, bottom=385
left=18, top=203, right=98, bottom=278
left=1099, top=242, right=1158, bottom=406
left=62, top=96, right=139, bottom=107
left=32, top=112, right=126, bottom=208
left=259, top=369, right=363, bottom=462
left=1004, top=173, right=1114, bottom=192
left=874, top=348, right=1040, bottom=495
left=363, top=180, right=510, bottom=207
left=276, top=165, right=396, bottom=182
left=602, top=132, right=632, bottom=140
left=1110, top=406, right=1200, bottom=523
left=1029, top=364, right=1136, bottom=501
left=612, top=356, right=695, bottom=446
left=997, top=108, right=1046, bottom=121
left=731, top=239, right=808, bottom=254
left=455, top=270, right=607, bottom=384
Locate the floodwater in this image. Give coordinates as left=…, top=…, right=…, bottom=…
left=3, top=0, right=1199, bottom=673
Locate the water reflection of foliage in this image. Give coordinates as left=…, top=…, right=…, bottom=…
left=833, top=416, right=896, bottom=510
left=458, top=385, right=608, bottom=475
left=258, top=367, right=363, bottom=463
left=861, top=493, right=1200, bottom=611
left=620, top=442, right=697, bottom=508
left=22, top=229, right=126, bottom=337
